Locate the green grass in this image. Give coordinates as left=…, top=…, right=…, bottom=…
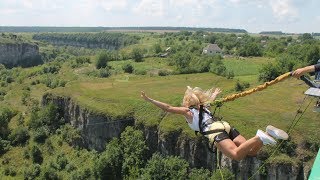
left=223, top=57, right=275, bottom=76
left=47, top=71, right=320, bottom=145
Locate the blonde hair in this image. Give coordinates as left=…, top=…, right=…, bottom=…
left=182, top=86, right=214, bottom=107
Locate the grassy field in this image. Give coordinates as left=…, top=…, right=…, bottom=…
left=48, top=69, right=320, bottom=145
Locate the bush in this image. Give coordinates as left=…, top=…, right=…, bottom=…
left=0, top=106, right=16, bottom=138
left=226, top=70, right=235, bottom=79
left=0, top=138, right=10, bottom=154
left=28, top=103, right=63, bottom=132
left=8, top=126, right=30, bottom=145
left=51, top=153, right=69, bottom=170
left=131, top=48, right=144, bottom=62
left=24, top=164, right=41, bottom=180
left=33, top=126, right=49, bottom=143
left=235, top=81, right=250, bottom=92
left=71, top=168, right=92, bottom=180
left=94, top=138, right=123, bottom=179
left=189, top=168, right=211, bottom=180
left=258, top=62, right=281, bottom=82
left=141, top=153, right=189, bottom=180
left=211, top=168, right=234, bottom=180
left=99, top=68, right=111, bottom=78
left=122, top=63, right=134, bottom=73
left=31, top=145, right=43, bottom=164
left=158, top=69, right=171, bottom=76
left=60, top=124, right=82, bottom=145
left=134, top=69, right=147, bottom=75
left=41, top=165, right=59, bottom=180
left=3, top=166, right=16, bottom=176
left=96, top=52, right=111, bottom=69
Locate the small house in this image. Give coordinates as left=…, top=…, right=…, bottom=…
left=202, top=44, right=223, bottom=55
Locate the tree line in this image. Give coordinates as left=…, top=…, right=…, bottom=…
left=33, top=32, right=140, bottom=50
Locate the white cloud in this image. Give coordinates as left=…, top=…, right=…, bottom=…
left=270, top=0, right=298, bottom=21
left=133, top=0, right=166, bottom=17
left=100, top=0, right=128, bottom=12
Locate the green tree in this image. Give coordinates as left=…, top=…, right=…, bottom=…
left=8, top=126, right=30, bottom=145
left=122, top=63, right=134, bottom=74
left=258, top=62, right=280, bottom=82
left=189, top=168, right=211, bottom=180
left=121, top=127, right=148, bottom=179
left=153, top=43, right=162, bottom=54
left=31, top=145, right=43, bottom=164
left=211, top=168, right=234, bottom=180
left=132, top=47, right=144, bottom=62
left=94, top=138, right=123, bottom=179
left=141, top=153, right=189, bottom=180
left=96, top=52, right=111, bottom=69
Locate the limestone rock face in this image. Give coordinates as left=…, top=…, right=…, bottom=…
left=0, top=43, right=40, bottom=67
left=42, top=93, right=134, bottom=151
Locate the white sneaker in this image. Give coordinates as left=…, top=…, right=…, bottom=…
left=266, top=125, right=289, bottom=140
left=256, top=129, right=277, bottom=145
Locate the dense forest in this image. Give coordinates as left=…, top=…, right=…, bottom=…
left=0, top=30, right=320, bottom=179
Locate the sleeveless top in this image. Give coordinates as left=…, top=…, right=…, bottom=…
left=186, top=108, right=212, bottom=132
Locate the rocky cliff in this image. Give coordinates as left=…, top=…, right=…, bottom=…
left=42, top=93, right=312, bottom=179
left=42, top=93, right=134, bottom=151
left=0, top=43, right=41, bottom=67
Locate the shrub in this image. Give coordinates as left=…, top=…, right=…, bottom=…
left=56, top=153, right=68, bottom=170
left=141, top=153, right=189, bottom=180
left=235, top=81, right=250, bottom=92
left=122, top=63, right=134, bottom=73
left=33, top=126, right=49, bottom=143
left=0, top=138, right=10, bottom=154
left=134, top=69, right=147, bottom=75
left=96, top=52, right=111, bottom=69
left=158, top=69, right=171, bottom=76
left=71, top=168, right=92, bottom=180
left=3, top=166, right=16, bottom=176
left=211, top=168, right=234, bottom=180
left=99, top=68, right=111, bottom=78
left=24, top=164, right=41, bottom=180
left=94, top=138, right=123, bottom=179
left=41, top=165, right=59, bottom=180
left=31, top=145, right=43, bottom=164
left=28, top=103, right=63, bottom=132
left=131, top=48, right=144, bottom=62
left=189, top=168, right=211, bottom=180
left=226, top=70, right=235, bottom=79
left=8, top=126, right=30, bottom=145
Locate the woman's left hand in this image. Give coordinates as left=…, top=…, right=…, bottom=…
left=141, top=91, right=150, bottom=101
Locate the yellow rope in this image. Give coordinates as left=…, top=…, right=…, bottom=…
left=221, top=72, right=291, bottom=103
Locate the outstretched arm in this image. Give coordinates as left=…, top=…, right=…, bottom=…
left=141, top=91, right=190, bottom=116
left=292, top=65, right=316, bottom=78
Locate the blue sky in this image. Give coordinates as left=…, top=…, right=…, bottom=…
left=0, top=0, right=319, bottom=33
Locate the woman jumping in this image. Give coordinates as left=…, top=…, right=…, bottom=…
left=141, top=86, right=288, bottom=161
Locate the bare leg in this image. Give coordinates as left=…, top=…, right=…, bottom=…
left=216, top=136, right=262, bottom=161
left=233, top=135, right=263, bottom=156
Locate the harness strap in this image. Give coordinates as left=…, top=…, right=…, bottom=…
left=201, top=128, right=225, bottom=135
left=199, top=105, right=204, bottom=133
